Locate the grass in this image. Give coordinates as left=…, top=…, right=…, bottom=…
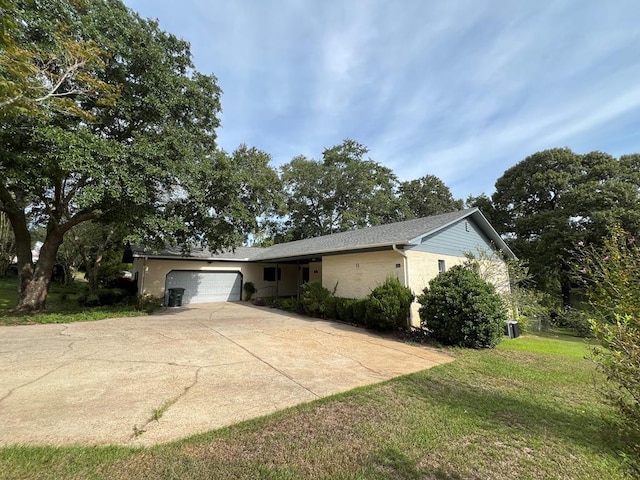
left=0, top=276, right=153, bottom=325
left=0, top=333, right=633, bottom=480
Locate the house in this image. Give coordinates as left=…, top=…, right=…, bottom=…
left=130, top=208, right=515, bottom=326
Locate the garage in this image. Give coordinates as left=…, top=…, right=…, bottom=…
left=165, top=270, right=242, bottom=304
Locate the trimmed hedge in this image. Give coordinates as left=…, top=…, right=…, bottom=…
left=418, top=265, right=506, bottom=348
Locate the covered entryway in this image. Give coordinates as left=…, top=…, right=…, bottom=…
left=165, top=270, right=242, bottom=304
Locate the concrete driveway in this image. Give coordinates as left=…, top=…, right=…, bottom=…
left=0, top=303, right=452, bottom=446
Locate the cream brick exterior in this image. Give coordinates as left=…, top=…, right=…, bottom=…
left=404, top=249, right=511, bottom=326
left=405, top=250, right=467, bottom=326
left=321, top=250, right=405, bottom=299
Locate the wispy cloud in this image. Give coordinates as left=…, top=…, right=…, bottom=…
left=124, top=0, right=640, bottom=198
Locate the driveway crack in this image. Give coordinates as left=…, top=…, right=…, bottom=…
left=130, top=365, right=203, bottom=440
left=0, top=361, right=75, bottom=404
left=196, top=320, right=321, bottom=400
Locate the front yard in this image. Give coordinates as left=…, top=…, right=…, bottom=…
left=0, top=332, right=631, bottom=479
left=0, top=277, right=156, bottom=325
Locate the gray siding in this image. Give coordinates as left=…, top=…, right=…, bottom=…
left=406, top=218, right=496, bottom=256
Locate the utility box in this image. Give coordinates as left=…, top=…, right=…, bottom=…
left=167, top=288, right=185, bottom=307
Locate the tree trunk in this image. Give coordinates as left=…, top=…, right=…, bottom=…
left=16, top=230, right=63, bottom=312
left=5, top=211, right=34, bottom=306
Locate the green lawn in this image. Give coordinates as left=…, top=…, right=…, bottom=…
left=0, top=277, right=154, bottom=325
left=0, top=333, right=632, bottom=480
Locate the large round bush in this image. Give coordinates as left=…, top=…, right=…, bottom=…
left=418, top=265, right=506, bottom=348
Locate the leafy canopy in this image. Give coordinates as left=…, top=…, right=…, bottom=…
left=489, top=148, right=640, bottom=302
left=279, top=139, right=409, bottom=240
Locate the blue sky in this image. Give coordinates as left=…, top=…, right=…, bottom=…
left=122, top=0, right=640, bottom=200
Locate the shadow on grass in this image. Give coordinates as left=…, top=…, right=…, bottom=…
left=400, top=372, right=626, bottom=458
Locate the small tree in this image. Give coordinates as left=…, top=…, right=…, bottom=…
left=418, top=265, right=507, bottom=348
left=364, top=276, right=414, bottom=331
left=575, top=228, right=640, bottom=472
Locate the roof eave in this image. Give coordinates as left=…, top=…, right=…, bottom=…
left=252, top=240, right=411, bottom=262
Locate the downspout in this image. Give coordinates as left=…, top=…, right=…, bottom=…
left=392, top=244, right=412, bottom=329
left=139, top=256, right=147, bottom=296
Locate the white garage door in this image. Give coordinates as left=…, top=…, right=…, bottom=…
left=165, top=270, right=242, bottom=304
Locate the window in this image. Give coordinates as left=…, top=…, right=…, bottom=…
left=438, top=259, right=446, bottom=273
left=263, top=267, right=281, bottom=282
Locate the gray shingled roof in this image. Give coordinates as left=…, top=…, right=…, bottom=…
left=132, top=208, right=515, bottom=262
left=251, top=209, right=474, bottom=261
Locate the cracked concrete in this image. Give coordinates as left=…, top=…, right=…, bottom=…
left=0, top=302, right=453, bottom=446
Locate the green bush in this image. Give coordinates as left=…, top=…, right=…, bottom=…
left=352, top=299, right=368, bottom=325
left=335, top=297, right=356, bottom=322
left=280, top=297, right=302, bottom=313
left=324, top=296, right=338, bottom=319
left=363, top=277, right=414, bottom=331
left=418, top=265, right=507, bottom=348
left=300, top=281, right=333, bottom=316
left=553, top=307, right=591, bottom=337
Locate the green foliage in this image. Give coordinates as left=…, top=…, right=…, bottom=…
left=552, top=307, right=592, bottom=337
left=300, top=281, right=333, bottom=316
left=576, top=228, right=640, bottom=470
left=334, top=297, right=356, bottom=322
left=463, top=248, right=556, bottom=333
left=243, top=282, right=256, bottom=301
left=279, top=297, right=302, bottom=313
left=352, top=299, right=368, bottom=325
left=491, top=148, right=640, bottom=304
left=418, top=265, right=507, bottom=348
left=279, top=139, right=409, bottom=240
left=1, top=1, right=281, bottom=311
left=591, top=314, right=640, bottom=472
left=323, top=296, right=338, bottom=319
left=399, top=174, right=463, bottom=218
left=364, top=277, right=414, bottom=331
left=0, top=0, right=118, bottom=118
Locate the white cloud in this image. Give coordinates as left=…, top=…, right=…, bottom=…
left=124, top=0, right=640, bottom=198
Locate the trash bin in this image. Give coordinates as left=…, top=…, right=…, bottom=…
left=167, top=288, right=185, bottom=307
left=505, top=320, right=520, bottom=339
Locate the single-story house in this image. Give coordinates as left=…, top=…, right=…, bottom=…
left=130, top=208, right=515, bottom=326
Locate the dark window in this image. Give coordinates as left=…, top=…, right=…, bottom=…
left=302, top=267, right=310, bottom=283
left=263, top=267, right=281, bottom=281
left=438, top=260, right=446, bottom=273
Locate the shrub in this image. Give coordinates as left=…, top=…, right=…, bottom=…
left=243, top=282, right=256, bottom=301
left=352, top=299, right=368, bottom=326
left=323, top=296, right=338, bottom=319
left=418, top=265, right=507, bottom=348
left=335, top=297, right=356, bottom=322
left=363, top=277, right=414, bottom=331
left=280, top=297, right=302, bottom=313
left=300, top=281, right=333, bottom=316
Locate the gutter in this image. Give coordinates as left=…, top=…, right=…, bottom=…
left=392, top=244, right=410, bottom=289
